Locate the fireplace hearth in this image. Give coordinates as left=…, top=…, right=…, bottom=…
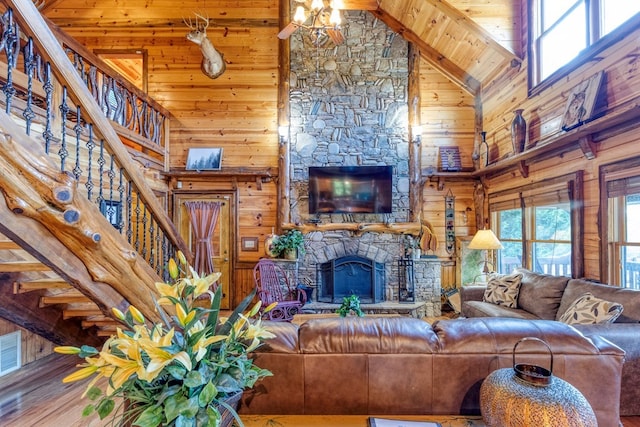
left=317, top=255, right=385, bottom=303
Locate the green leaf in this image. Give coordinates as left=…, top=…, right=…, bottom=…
left=164, top=393, right=188, bottom=423
left=78, top=345, right=99, bottom=358
left=198, top=381, right=218, bottom=407
left=132, top=405, right=163, bottom=427
left=85, top=386, right=103, bottom=401
left=175, top=414, right=196, bottom=427
left=81, top=403, right=95, bottom=417
left=184, top=370, right=205, bottom=388
left=96, top=398, right=115, bottom=420
left=166, top=364, right=187, bottom=380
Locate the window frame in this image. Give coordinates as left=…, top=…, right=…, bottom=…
left=600, top=157, right=640, bottom=285
left=528, top=1, right=640, bottom=95
left=489, top=172, right=584, bottom=277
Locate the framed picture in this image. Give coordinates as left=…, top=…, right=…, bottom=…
left=186, top=147, right=223, bottom=171
left=100, top=199, right=122, bottom=229
left=439, top=146, right=462, bottom=172
left=241, top=237, right=259, bottom=252
left=561, top=71, right=604, bottom=131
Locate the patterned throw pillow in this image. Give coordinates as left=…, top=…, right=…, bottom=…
left=559, top=292, right=624, bottom=325
left=483, top=273, right=523, bottom=308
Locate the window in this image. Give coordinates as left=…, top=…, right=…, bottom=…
left=489, top=173, right=582, bottom=277
left=603, top=164, right=640, bottom=289
left=530, top=0, right=640, bottom=87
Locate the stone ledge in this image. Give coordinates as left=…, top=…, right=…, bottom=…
left=301, top=301, right=427, bottom=318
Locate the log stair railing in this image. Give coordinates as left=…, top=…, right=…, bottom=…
left=0, top=1, right=191, bottom=345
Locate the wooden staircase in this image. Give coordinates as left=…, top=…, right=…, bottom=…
left=0, top=1, right=190, bottom=348
left=0, top=236, right=121, bottom=340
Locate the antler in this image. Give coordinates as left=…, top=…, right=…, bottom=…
left=183, top=12, right=209, bottom=32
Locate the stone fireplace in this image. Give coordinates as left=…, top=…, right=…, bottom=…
left=283, top=11, right=441, bottom=317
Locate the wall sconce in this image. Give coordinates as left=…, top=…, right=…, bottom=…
left=411, top=125, right=422, bottom=144
left=278, top=125, right=289, bottom=145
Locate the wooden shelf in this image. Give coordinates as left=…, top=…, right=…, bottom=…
left=423, top=94, right=640, bottom=185
left=165, top=167, right=277, bottom=179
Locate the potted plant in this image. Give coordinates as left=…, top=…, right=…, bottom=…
left=272, top=229, right=305, bottom=260
left=54, top=251, right=276, bottom=427
left=336, top=294, right=365, bottom=317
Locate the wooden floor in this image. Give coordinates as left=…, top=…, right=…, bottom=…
left=1, top=353, right=640, bottom=426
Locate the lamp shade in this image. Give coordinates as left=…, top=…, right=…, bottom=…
left=468, top=229, right=503, bottom=250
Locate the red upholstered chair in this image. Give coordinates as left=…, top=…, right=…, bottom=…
left=253, top=258, right=306, bottom=322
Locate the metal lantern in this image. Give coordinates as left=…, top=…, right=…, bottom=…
left=480, top=337, right=597, bottom=427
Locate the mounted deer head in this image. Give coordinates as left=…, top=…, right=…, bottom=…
left=184, top=13, right=226, bottom=79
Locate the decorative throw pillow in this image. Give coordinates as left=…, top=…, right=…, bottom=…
left=559, top=292, right=624, bottom=325
left=482, top=273, right=523, bottom=308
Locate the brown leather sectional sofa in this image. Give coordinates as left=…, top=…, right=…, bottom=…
left=240, top=316, right=624, bottom=427
left=461, top=268, right=640, bottom=416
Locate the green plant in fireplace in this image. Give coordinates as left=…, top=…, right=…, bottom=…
left=336, top=294, right=365, bottom=317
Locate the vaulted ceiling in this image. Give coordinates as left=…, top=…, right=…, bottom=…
left=39, top=0, right=521, bottom=95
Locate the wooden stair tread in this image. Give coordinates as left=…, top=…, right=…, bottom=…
left=15, top=278, right=71, bottom=293
left=0, top=240, right=21, bottom=250
left=0, top=261, right=51, bottom=272
left=40, top=293, right=91, bottom=306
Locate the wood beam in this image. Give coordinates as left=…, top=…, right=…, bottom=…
left=408, top=43, right=422, bottom=222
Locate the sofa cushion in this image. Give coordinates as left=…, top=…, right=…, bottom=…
left=559, top=292, right=624, bottom=325
left=483, top=272, right=522, bottom=308
left=558, top=279, right=640, bottom=323
left=463, top=300, right=541, bottom=319
left=298, top=317, right=439, bottom=353
left=515, top=268, right=570, bottom=320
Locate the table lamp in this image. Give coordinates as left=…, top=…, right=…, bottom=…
left=468, top=229, right=503, bottom=274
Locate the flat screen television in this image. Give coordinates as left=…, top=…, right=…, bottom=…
left=308, top=166, right=393, bottom=214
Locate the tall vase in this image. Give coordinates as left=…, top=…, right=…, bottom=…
left=511, top=109, right=527, bottom=154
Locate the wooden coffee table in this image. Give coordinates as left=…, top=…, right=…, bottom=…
left=240, top=415, right=486, bottom=426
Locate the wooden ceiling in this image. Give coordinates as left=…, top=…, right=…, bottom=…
left=38, top=0, right=521, bottom=95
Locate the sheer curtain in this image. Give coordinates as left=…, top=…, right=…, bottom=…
left=184, top=201, right=221, bottom=275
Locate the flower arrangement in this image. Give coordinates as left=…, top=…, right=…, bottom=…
left=55, top=252, right=275, bottom=427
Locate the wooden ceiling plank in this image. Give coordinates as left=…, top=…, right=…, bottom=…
left=372, top=9, right=480, bottom=95
left=420, top=0, right=517, bottom=62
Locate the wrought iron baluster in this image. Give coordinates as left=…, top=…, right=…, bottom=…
left=72, top=106, right=84, bottom=181
left=42, top=62, right=54, bottom=154
left=126, top=183, right=133, bottom=244
left=118, top=168, right=125, bottom=233
left=148, top=217, right=156, bottom=268
left=22, top=38, right=37, bottom=135
left=134, top=193, right=141, bottom=252
left=58, top=87, right=70, bottom=172
left=141, top=205, right=148, bottom=260
left=88, top=64, right=99, bottom=100
left=96, top=139, right=106, bottom=206
left=2, top=9, right=17, bottom=114
left=85, top=124, right=95, bottom=201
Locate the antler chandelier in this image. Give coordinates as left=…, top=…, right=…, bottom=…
left=279, top=0, right=346, bottom=46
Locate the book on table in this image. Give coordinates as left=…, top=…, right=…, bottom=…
left=368, top=417, right=442, bottom=427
